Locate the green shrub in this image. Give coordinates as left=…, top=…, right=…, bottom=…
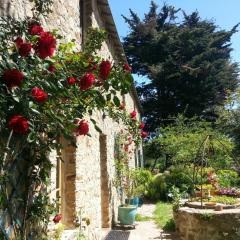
left=217, top=170, right=240, bottom=188
left=145, top=166, right=195, bottom=200
left=163, top=218, right=176, bottom=232
left=145, top=173, right=167, bottom=200
left=165, top=166, right=194, bottom=194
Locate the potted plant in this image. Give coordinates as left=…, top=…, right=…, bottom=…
left=115, top=167, right=137, bottom=225
left=114, top=130, right=149, bottom=225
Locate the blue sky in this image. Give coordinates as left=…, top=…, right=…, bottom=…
left=108, top=0, right=240, bottom=83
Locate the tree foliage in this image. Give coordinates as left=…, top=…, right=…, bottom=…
left=217, top=89, right=240, bottom=156
left=145, top=115, right=236, bottom=170
left=123, top=1, right=239, bottom=130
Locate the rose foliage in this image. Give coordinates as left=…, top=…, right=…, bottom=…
left=0, top=9, right=144, bottom=240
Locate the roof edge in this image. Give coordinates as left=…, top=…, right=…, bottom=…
left=97, top=0, right=143, bottom=114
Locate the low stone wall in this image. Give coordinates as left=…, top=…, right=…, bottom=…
left=174, top=207, right=240, bottom=240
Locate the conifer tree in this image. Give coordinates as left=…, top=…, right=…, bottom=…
left=123, top=2, right=239, bottom=130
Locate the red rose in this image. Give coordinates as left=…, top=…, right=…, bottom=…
left=130, top=111, right=137, bottom=119
left=98, top=60, right=111, bottom=80
left=31, top=87, right=48, bottom=103
left=29, top=25, right=44, bottom=35
left=19, top=42, right=32, bottom=57
left=14, top=37, right=24, bottom=48
left=79, top=73, right=95, bottom=90
left=123, top=63, right=132, bottom=72
left=75, top=120, right=89, bottom=136
left=67, top=77, right=76, bottom=85
left=1, top=69, right=24, bottom=88
left=48, top=65, right=56, bottom=72
left=119, top=102, right=125, bottom=110
left=35, top=32, right=56, bottom=59
left=139, top=122, right=145, bottom=129
left=141, top=131, right=149, bottom=138
left=8, top=115, right=29, bottom=134
left=53, top=214, right=62, bottom=224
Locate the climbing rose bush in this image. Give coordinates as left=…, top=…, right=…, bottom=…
left=0, top=16, right=137, bottom=239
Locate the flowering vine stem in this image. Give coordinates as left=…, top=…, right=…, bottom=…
left=1, top=130, right=13, bottom=169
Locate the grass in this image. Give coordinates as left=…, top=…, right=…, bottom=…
left=135, top=202, right=176, bottom=232
left=153, top=202, right=175, bottom=232
left=135, top=214, right=153, bottom=221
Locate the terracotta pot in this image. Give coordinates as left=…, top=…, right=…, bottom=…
left=205, top=202, right=216, bottom=207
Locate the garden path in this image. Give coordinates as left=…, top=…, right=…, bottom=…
left=103, top=203, right=179, bottom=240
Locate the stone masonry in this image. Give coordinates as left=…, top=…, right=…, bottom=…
left=0, top=1, right=143, bottom=239
left=174, top=207, right=240, bottom=240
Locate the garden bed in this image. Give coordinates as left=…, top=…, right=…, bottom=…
left=186, top=200, right=240, bottom=209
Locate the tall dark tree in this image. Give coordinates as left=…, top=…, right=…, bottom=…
left=123, top=2, right=239, bottom=130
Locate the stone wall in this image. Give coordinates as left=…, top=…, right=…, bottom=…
left=174, top=207, right=240, bottom=240
left=0, top=1, right=142, bottom=239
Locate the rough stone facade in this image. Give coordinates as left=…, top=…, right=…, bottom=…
left=0, top=0, right=143, bottom=239
left=174, top=207, right=240, bottom=240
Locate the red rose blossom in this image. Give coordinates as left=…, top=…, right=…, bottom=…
left=31, top=87, right=48, bottom=103
left=67, top=77, right=76, bottom=85
left=19, top=42, right=32, bottom=57
left=8, top=115, right=29, bottom=134
left=123, top=63, right=132, bottom=72
left=130, top=111, right=137, bottom=119
left=141, top=131, right=149, bottom=138
left=48, top=65, right=56, bottom=72
left=35, top=32, right=56, bottom=59
left=1, top=69, right=24, bottom=88
left=98, top=60, right=111, bottom=80
left=79, top=73, right=95, bottom=90
left=75, top=120, right=89, bottom=136
left=139, top=122, right=145, bottom=129
left=14, top=37, right=24, bottom=48
left=53, top=214, right=62, bottom=224
left=29, top=25, right=44, bottom=35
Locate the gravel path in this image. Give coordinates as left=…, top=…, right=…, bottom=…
left=103, top=203, right=179, bottom=240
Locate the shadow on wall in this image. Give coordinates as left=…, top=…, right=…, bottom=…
left=0, top=0, right=31, bottom=18
left=0, top=0, right=12, bottom=17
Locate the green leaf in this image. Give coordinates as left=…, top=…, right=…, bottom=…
left=90, top=118, right=96, bottom=124
left=94, top=125, right=102, bottom=133
left=31, top=108, right=41, bottom=115
left=106, top=94, right=111, bottom=102
left=113, top=96, right=120, bottom=107
left=27, top=131, right=36, bottom=143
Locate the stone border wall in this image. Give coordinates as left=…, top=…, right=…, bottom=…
left=174, top=207, right=240, bottom=240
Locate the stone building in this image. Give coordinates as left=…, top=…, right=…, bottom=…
left=0, top=0, right=143, bottom=239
